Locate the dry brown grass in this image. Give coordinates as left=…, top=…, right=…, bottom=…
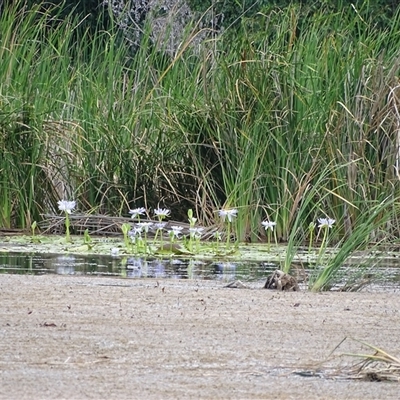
left=329, top=337, right=400, bottom=382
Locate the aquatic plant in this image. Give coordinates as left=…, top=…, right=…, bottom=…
left=154, top=208, right=171, bottom=221
left=316, top=217, right=335, bottom=262
left=189, top=227, right=204, bottom=253
left=308, top=222, right=316, bottom=255
left=57, top=200, right=76, bottom=242
left=168, top=226, right=184, bottom=250
left=154, top=222, right=167, bottom=230
left=218, top=209, right=238, bottom=249
left=310, top=196, right=397, bottom=291
left=129, top=226, right=143, bottom=254
left=188, top=209, right=197, bottom=227
left=261, top=220, right=276, bottom=252
left=137, top=222, right=153, bottom=253
left=185, top=209, right=206, bottom=253
left=129, top=207, right=146, bottom=221
left=83, top=229, right=92, bottom=245
left=213, top=231, right=222, bottom=253
left=121, top=223, right=132, bottom=250
left=154, top=208, right=170, bottom=247
left=30, top=221, right=39, bottom=243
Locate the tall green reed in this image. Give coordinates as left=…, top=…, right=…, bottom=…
left=185, top=4, right=400, bottom=242
left=2, top=0, right=400, bottom=265
left=0, top=2, right=69, bottom=227
left=310, top=195, right=398, bottom=291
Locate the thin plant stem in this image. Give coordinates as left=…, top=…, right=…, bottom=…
left=121, top=223, right=131, bottom=250
left=308, top=229, right=314, bottom=255
left=317, top=227, right=329, bottom=264
left=144, top=231, right=148, bottom=253
left=226, top=222, right=231, bottom=250
left=65, top=213, right=71, bottom=243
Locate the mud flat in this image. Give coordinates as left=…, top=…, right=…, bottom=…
left=0, top=274, right=399, bottom=399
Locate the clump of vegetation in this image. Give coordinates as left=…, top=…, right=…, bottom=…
left=329, top=338, right=400, bottom=382
left=2, top=1, right=400, bottom=290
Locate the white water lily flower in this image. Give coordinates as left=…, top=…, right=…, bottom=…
left=129, top=207, right=146, bottom=219
left=136, top=222, right=153, bottom=233
left=154, top=222, right=167, bottom=230
left=189, top=227, right=204, bottom=239
left=168, top=225, right=184, bottom=239
left=129, top=227, right=143, bottom=237
left=154, top=208, right=171, bottom=219
left=262, top=220, right=277, bottom=231
left=57, top=200, right=76, bottom=214
left=218, top=209, right=238, bottom=222
left=317, top=218, right=335, bottom=228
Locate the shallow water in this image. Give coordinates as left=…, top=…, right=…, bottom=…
left=0, top=252, right=278, bottom=282
left=1, top=252, right=400, bottom=291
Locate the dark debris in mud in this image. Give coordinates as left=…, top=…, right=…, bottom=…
left=225, top=269, right=300, bottom=291
left=263, top=269, right=300, bottom=291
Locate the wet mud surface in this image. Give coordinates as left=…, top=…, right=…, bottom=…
left=0, top=275, right=399, bottom=399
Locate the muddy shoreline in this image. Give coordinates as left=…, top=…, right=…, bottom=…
left=0, top=274, right=399, bottom=399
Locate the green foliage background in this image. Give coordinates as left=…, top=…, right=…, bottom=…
left=1, top=0, right=400, bottom=251
left=186, top=0, right=398, bottom=27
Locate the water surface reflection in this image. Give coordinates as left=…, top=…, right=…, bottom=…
left=0, top=252, right=276, bottom=282
left=1, top=252, right=400, bottom=290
